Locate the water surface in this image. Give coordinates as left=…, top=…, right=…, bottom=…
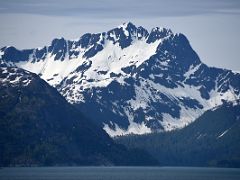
left=1, top=166, right=240, bottom=180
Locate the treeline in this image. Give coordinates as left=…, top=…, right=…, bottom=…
left=116, top=102, right=240, bottom=167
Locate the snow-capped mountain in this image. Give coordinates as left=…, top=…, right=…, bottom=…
left=0, top=65, right=158, bottom=166
left=1, top=22, right=240, bottom=136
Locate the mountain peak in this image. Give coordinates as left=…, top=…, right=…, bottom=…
left=1, top=23, right=239, bottom=136
left=147, top=26, right=173, bottom=43
left=118, top=22, right=136, bottom=29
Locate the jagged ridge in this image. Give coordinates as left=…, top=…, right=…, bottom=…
left=1, top=22, right=240, bottom=136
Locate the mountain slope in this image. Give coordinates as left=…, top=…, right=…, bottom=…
left=1, top=22, right=240, bottom=136
left=116, top=100, right=240, bottom=167
left=0, top=65, right=158, bottom=166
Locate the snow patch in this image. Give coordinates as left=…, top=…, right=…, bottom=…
left=184, top=63, right=202, bottom=79
left=16, top=54, right=85, bottom=87
left=217, top=128, right=230, bottom=139
left=118, top=23, right=129, bottom=36
left=103, top=122, right=151, bottom=137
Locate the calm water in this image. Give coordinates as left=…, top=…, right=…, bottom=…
left=1, top=166, right=240, bottom=180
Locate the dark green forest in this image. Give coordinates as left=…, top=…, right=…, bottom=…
left=116, top=101, right=240, bottom=168
left=0, top=67, right=158, bottom=166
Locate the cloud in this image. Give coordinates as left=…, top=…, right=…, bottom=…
left=0, top=0, right=240, bottom=18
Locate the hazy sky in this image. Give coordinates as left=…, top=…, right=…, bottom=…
left=0, top=0, right=240, bottom=71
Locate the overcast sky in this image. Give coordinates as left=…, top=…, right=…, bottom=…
left=0, top=0, right=240, bottom=71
